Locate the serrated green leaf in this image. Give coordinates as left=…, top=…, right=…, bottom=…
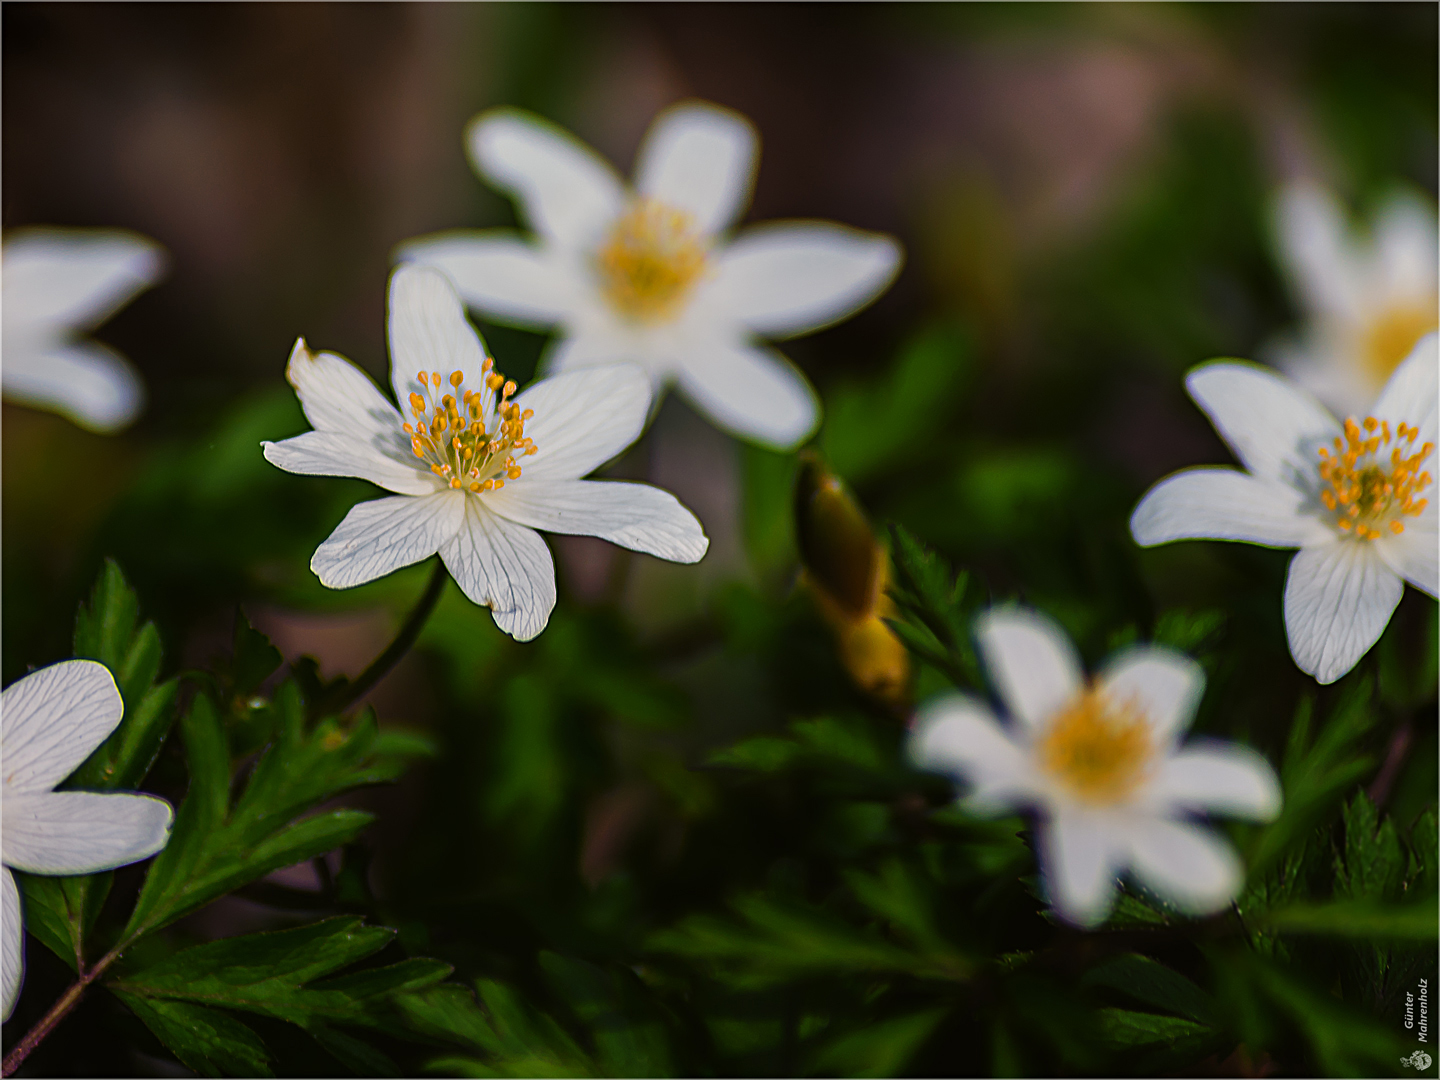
left=1091, top=1007, right=1216, bottom=1052
left=311, top=1023, right=401, bottom=1076
left=1081, top=954, right=1219, bottom=1026
left=70, top=678, right=179, bottom=793
left=1259, top=899, right=1438, bottom=939
left=232, top=610, right=283, bottom=696
left=844, top=859, right=952, bottom=957
left=540, top=953, right=671, bottom=1078
left=114, top=991, right=273, bottom=1078
left=16, top=874, right=85, bottom=972
left=73, top=559, right=140, bottom=675
left=1336, top=791, right=1405, bottom=902
left=403, top=980, right=596, bottom=1077
left=808, top=1007, right=949, bottom=1078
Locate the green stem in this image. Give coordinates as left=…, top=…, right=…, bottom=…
left=2, top=946, right=122, bottom=1077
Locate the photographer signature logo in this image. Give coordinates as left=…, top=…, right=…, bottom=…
left=1402, top=1050, right=1432, bottom=1070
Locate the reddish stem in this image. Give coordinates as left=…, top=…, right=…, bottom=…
left=2, top=947, right=120, bottom=1077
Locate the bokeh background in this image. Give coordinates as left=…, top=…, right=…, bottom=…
left=3, top=4, right=1436, bottom=1075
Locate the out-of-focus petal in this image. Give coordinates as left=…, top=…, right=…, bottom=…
left=2, top=868, right=20, bottom=1021
left=635, top=102, right=757, bottom=236
left=2, top=792, right=171, bottom=875
left=514, top=364, right=651, bottom=480
left=468, top=109, right=625, bottom=251
left=908, top=694, right=1039, bottom=814
left=2, top=228, right=165, bottom=335
left=1130, top=468, right=1332, bottom=549
left=1147, top=744, right=1281, bottom=821
left=1124, top=817, right=1242, bottom=916
left=386, top=266, right=491, bottom=415
left=1098, top=648, right=1205, bottom=746
left=398, top=232, right=583, bottom=329
left=1185, top=361, right=1339, bottom=486
left=440, top=499, right=556, bottom=642
left=311, top=492, right=464, bottom=590
left=1038, top=814, right=1120, bottom=928
left=261, top=431, right=435, bottom=497
left=1284, top=538, right=1404, bottom=685
left=485, top=479, right=707, bottom=563
left=1274, top=182, right=1364, bottom=322
left=709, top=223, right=901, bottom=338
left=1373, top=190, right=1439, bottom=303
left=1371, top=333, right=1437, bottom=445
left=1375, top=512, right=1438, bottom=598
left=673, top=339, right=818, bottom=450
left=974, top=608, right=1084, bottom=733
left=2, top=342, right=144, bottom=434
left=1, top=660, right=123, bottom=796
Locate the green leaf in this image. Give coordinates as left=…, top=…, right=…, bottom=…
left=1091, top=1007, right=1214, bottom=1049
left=1081, top=954, right=1220, bottom=1026
left=887, top=524, right=982, bottom=687
left=1335, top=791, right=1405, bottom=902
left=540, top=953, right=672, bottom=1077
left=844, top=859, right=952, bottom=957
left=232, top=609, right=283, bottom=696
left=16, top=874, right=87, bottom=973
left=1258, top=899, right=1438, bottom=939
left=400, top=981, right=596, bottom=1077
left=113, top=991, right=273, bottom=1078
left=807, top=1007, right=949, bottom=1078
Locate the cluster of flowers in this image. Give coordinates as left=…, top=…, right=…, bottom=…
left=1, top=99, right=1434, bottom=1015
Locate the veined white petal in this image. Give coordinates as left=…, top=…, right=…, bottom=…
left=1130, top=468, right=1331, bottom=549
left=1146, top=744, right=1281, bottom=821
left=484, top=479, right=707, bottom=563
left=398, top=232, right=582, bottom=329
left=1373, top=190, right=1439, bottom=303
left=1371, top=333, right=1437, bottom=445
left=311, top=492, right=464, bottom=590
left=635, top=102, right=757, bottom=236
left=1284, top=538, right=1404, bottom=685
left=261, top=431, right=435, bottom=497
left=1185, top=361, right=1339, bottom=486
left=1273, top=182, right=1365, bottom=323
left=710, top=223, right=902, bottom=338
left=440, top=498, right=556, bottom=642
left=468, top=108, right=625, bottom=251
left=1, top=792, right=171, bottom=874
left=513, top=364, right=651, bottom=481
left=2, top=660, right=122, bottom=796
left=908, top=694, right=1039, bottom=814
left=2, top=868, right=20, bottom=1022
left=1375, top=512, right=1438, bottom=598
left=1098, top=648, right=1204, bottom=746
left=282, top=338, right=405, bottom=441
left=674, top=339, right=818, bottom=450
left=386, top=265, right=490, bottom=415
left=1038, top=814, right=1120, bottom=928
left=2, top=342, right=144, bottom=434
left=2, top=228, right=165, bottom=335
left=1124, top=817, right=1241, bottom=916
left=974, top=608, right=1084, bottom=733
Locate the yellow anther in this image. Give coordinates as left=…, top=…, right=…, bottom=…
left=482, top=356, right=493, bottom=372
left=522, top=409, right=534, bottom=420
left=431, top=372, right=442, bottom=387
left=450, top=370, right=463, bottom=387
left=409, top=392, right=425, bottom=411
left=470, top=482, right=481, bottom=492
left=450, top=477, right=461, bottom=489
left=507, top=465, right=522, bottom=479
left=487, top=373, right=504, bottom=390
left=503, top=380, right=516, bottom=397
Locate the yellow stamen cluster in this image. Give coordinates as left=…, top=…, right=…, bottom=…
left=596, top=198, right=709, bottom=322
left=1317, top=417, right=1432, bottom=540
left=402, top=359, right=537, bottom=493
left=1036, top=689, right=1154, bottom=804
left=1363, top=303, right=1438, bottom=384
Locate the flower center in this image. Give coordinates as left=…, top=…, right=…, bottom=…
left=1363, top=303, right=1438, bottom=384
left=1036, top=688, right=1154, bottom=804
left=595, top=198, right=709, bottom=323
left=1317, top=417, right=1432, bottom=540
left=403, top=358, right=537, bottom=493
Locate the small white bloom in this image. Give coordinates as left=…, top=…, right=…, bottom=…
left=910, top=607, right=1280, bottom=928
left=2, top=659, right=174, bottom=1019
left=263, top=265, right=709, bottom=642
left=1132, top=334, right=1436, bottom=685
left=2, top=228, right=166, bottom=432
left=399, top=101, right=903, bottom=450
left=1272, top=181, right=1437, bottom=415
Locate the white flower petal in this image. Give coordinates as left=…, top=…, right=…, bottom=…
left=1038, top=814, right=1121, bottom=928
left=1130, top=467, right=1331, bottom=549
left=635, top=102, right=757, bottom=236
left=908, top=694, right=1039, bottom=814
left=282, top=338, right=405, bottom=441
left=1284, top=538, right=1404, bottom=684
left=2, top=868, right=20, bottom=1021
left=1375, top=512, right=1438, bottom=598
left=398, top=232, right=582, bottom=329
left=1185, top=361, right=1339, bottom=486
left=974, top=608, right=1084, bottom=733
left=484, top=479, right=707, bottom=563
left=1147, top=744, right=1281, bottom=821
left=468, top=108, right=625, bottom=251
left=709, top=223, right=902, bottom=338
left=1371, top=332, right=1437, bottom=445
left=1, top=791, right=171, bottom=875
left=1098, top=648, right=1205, bottom=746
left=311, top=491, right=464, bottom=590
left=674, top=340, right=818, bottom=450
left=440, top=498, right=556, bottom=642
left=1273, top=182, right=1365, bottom=322
left=541, top=328, right=639, bottom=378
left=2, top=660, right=123, bottom=796
left=1373, top=190, right=1439, bottom=302
left=1, top=341, right=145, bottom=434
left=386, top=265, right=491, bottom=415
left=2, top=228, right=165, bottom=335
left=1124, top=817, right=1241, bottom=916
left=513, top=364, right=651, bottom=481
left=261, top=431, right=435, bottom=497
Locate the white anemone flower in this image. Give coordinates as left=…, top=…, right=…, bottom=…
left=1132, top=334, right=1436, bottom=685
left=262, top=265, right=709, bottom=642
left=399, top=101, right=903, bottom=450
left=2, top=660, right=174, bottom=1020
left=2, top=228, right=165, bottom=432
left=910, top=607, right=1280, bottom=928
left=1272, top=181, right=1437, bottom=415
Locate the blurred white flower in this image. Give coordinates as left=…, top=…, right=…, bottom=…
left=263, top=265, right=708, bottom=642
left=1132, top=334, right=1436, bottom=684
left=910, top=608, right=1280, bottom=929
left=1272, top=181, right=1437, bottom=415
left=2, top=228, right=165, bottom=432
left=2, top=660, right=174, bottom=1020
left=400, top=101, right=903, bottom=450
